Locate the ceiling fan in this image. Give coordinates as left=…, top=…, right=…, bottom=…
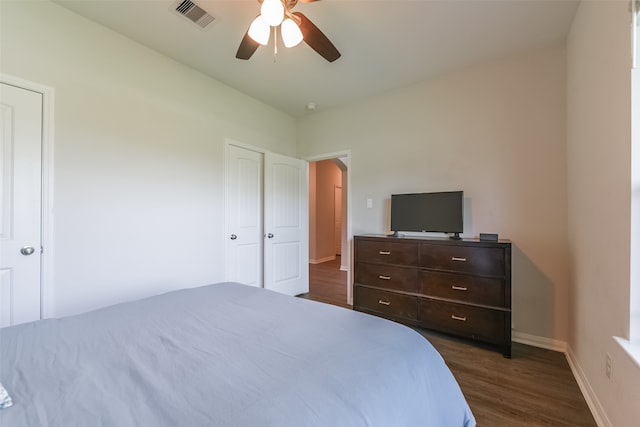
left=236, top=0, right=341, bottom=62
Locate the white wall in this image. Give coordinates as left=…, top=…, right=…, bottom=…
left=298, top=45, right=569, bottom=343
left=0, top=1, right=297, bottom=317
left=567, top=2, right=640, bottom=426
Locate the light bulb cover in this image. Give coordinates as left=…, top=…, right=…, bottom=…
left=261, top=0, right=284, bottom=26
left=281, top=18, right=303, bottom=48
left=248, top=16, right=270, bottom=45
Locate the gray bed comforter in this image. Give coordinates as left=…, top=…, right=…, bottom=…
left=0, top=282, right=475, bottom=426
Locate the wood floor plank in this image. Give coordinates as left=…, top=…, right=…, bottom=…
left=298, top=256, right=349, bottom=308
left=300, top=257, right=597, bottom=426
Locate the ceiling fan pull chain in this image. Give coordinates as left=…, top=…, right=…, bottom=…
left=273, top=26, right=278, bottom=63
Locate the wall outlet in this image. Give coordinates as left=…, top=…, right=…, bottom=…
left=366, top=198, right=373, bottom=209
left=606, top=353, right=613, bottom=379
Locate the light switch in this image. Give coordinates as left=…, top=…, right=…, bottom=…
left=366, top=198, right=373, bottom=209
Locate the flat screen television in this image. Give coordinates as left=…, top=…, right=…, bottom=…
left=390, top=191, right=464, bottom=239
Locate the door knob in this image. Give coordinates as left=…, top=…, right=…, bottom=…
left=267, top=233, right=274, bottom=239
left=20, top=246, right=36, bottom=256
left=230, top=234, right=237, bottom=240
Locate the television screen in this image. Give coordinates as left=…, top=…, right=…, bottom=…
left=391, top=191, right=463, bottom=234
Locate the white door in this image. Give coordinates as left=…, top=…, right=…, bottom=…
left=0, top=83, right=42, bottom=327
left=264, top=152, right=309, bottom=296
left=225, top=145, right=263, bottom=287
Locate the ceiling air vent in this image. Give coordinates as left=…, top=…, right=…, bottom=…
left=174, top=0, right=215, bottom=29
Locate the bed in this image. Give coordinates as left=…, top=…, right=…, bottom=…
left=0, top=282, right=475, bottom=426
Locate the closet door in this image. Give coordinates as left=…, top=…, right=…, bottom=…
left=225, top=145, right=309, bottom=296
left=264, top=152, right=309, bottom=296
left=0, top=83, right=43, bottom=326
left=225, top=145, right=263, bottom=287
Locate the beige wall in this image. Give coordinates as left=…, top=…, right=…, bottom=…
left=309, top=160, right=342, bottom=263
left=5, top=0, right=638, bottom=423
left=567, top=1, right=640, bottom=425
left=0, top=1, right=297, bottom=317
left=308, top=162, right=318, bottom=261
left=298, top=44, right=569, bottom=343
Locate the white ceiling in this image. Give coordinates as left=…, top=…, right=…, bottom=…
left=53, top=0, right=580, bottom=117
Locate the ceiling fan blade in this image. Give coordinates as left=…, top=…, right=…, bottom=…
left=292, top=11, right=341, bottom=63
left=236, top=29, right=260, bottom=60
left=286, top=0, right=319, bottom=6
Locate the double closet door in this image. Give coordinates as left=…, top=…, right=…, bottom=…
left=225, top=144, right=309, bottom=296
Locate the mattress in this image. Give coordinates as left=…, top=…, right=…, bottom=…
left=0, top=282, right=475, bottom=426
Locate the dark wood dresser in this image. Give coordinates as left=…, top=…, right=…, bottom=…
left=353, top=234, right=512, bottom=357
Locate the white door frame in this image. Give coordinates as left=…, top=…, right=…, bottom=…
left=305, top=150, right=353, bottom=305
left=1, top=74, right=54, bottom=319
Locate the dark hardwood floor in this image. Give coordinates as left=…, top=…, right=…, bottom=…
left=298, top=256, right=350, bottom=308
left=419, top=330, right=596, bottom=426
left=299, top=257, right=597, bottom=426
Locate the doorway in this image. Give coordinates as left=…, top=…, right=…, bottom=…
left=305, top=152, right=351, bottom=307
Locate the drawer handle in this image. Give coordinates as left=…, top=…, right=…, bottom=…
left=379, top=251, right=391, bottom=255
left=451, top=257, right=467, bottom=262
left=451, top=285, right=468, bottom=291
left=378, top=300, right=391, bottom=306
left=378, top=275, right=391, bottom=280
left=451, top=315, right=467, bottom=322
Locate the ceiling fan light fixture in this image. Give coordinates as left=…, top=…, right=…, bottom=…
left=281, top=18, right=303, bottom=48
left=248, top=15, right=270, bottom=45
left=236, top=0, right=341, bottom=62
left=261, top=0, right=285, bottom=26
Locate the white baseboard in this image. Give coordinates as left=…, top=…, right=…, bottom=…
left=512, top=330, right=567, bottom=352
left=340, top=265, right=348, bottom=271
left=309, top=255, right=336, bottom=265
left=511, top=332, right=608, bottom=427
left=565, top=346, right=612, bottom=427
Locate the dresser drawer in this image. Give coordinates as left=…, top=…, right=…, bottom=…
left=420, top=244, right=504, bottom=276
left=420, top=271, right=506, bottom=307
left=355, top=287, right=418, bottom=320
left=356, top=240, right=418, bottom=266
left=356, top=262, right=419, bottom=292
left=419, top=299, right=507, bottom=344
